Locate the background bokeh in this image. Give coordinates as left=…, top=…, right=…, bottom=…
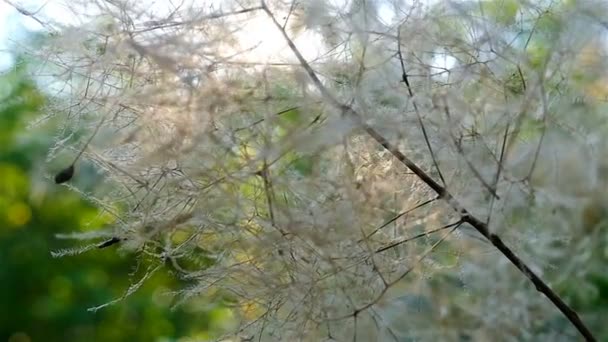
left=0, top=23, right=227, bottom=342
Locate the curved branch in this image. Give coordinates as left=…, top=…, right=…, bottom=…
left=261, top=2, right=596, bottom=340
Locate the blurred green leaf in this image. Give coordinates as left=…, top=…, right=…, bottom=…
left=482, top=0, right=519, bottom=26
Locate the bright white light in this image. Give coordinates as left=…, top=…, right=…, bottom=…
left=0, top=0, right=403, bottom=69
left=0, top=1, right=17, bottom=71
left=377, top=3, right=395, bottom=24
left=231, top=11, right=323, bottom=63
left=431, top=52, right=457, bottom=79
left=0, top=0, right=67, bottom=72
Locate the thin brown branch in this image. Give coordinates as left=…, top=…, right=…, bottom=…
left=262, top=4, right=596, bottom=340
left=4, top=0, right=54, bottom=31
left=132, top=6, right=264, bottom=33
left=487, top=124, right=510, bottom=225
left=360, top=196, right=438, bottom=242
left=396, top=27, right=446, bottom=186
left=441, top=99, right=500, bottom=199
left=329, top=223, right=460, bottom=322
left=261, top=160, right=276, bottom=227
left=375, top=220, right=461, bottom=254
left=234, top=106, right=302, bottom=133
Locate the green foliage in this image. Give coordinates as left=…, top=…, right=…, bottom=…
left=290, top=155, right=315, bottom=176
left=0, top=66, right=224, bottom=342
left=481, top=0, right=520, bottom=26
left=278, top=107, right=302, bottom=125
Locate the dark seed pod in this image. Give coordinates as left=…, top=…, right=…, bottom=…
left=97, top=237, right=122, bottom=249
left=54, top=164, right=75, bottom=184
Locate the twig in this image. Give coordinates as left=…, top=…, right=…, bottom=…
left=375, top=220, right=462, bottom=254
left=3, top=0, right=54, bottom=31
left=441, top=99, right=500, bottom=199
left=360, top=196, right=438, bottom=242
left=396, top=27, right=446, bottom=186
left=261, top=3, right=596, bottom=340
left=487, top=124, right=509, bottom=225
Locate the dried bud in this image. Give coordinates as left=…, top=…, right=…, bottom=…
left=97, top=237, right=122, bottom=249
left=54, top=164, right=75, bottom=184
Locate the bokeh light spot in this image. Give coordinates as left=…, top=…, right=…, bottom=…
left=6, top=202, right=32, bottom=227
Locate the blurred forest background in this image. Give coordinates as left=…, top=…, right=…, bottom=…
left=0, top=41, right=227, bottom=342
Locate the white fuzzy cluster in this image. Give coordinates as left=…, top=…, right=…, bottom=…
left=30, top=0, right=608, bottom=340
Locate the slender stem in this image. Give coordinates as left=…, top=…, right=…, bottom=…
left=261, top=3, right=596, bottom=340
left=396, top=27, right=446, bottom=187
